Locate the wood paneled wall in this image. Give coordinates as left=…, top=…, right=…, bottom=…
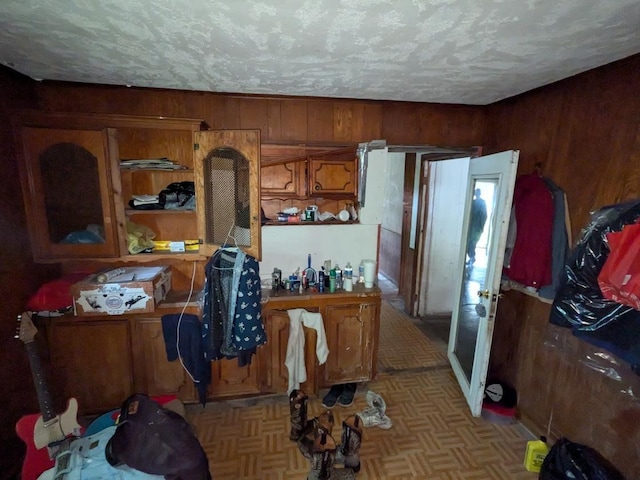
left=486, top=54, right=640, bottom=478
left=0, top=67, right=60, bottom=479
left=35, top=83, right=486, bottom=148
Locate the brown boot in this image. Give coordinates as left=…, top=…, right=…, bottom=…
left=307, top=429, right=355, bottom=480
left=298, top=410, right=335, bottom=459
left=290, top=389, right=309, bottom=441
left=335, top=415, right=363, bottom=473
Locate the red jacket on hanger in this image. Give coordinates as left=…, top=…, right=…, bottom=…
left=504, top=173, right=554, bottom=289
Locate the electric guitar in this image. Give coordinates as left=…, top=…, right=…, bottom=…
left=15, top=312, right=81, bottom=480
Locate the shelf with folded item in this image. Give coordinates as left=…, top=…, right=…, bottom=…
left=125, top=209, right=196, bottom=215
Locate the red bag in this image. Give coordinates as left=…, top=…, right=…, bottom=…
left=598, top=223, right=640, bottom=310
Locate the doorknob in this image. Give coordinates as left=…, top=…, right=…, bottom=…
left=477, top=289, right=490, bottom=299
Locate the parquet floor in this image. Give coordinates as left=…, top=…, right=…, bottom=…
left=187, top=301, right=536, bottom=479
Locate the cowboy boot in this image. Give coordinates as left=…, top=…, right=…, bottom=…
left=290, top=389, right=309, bottom=441
left=298, top=410, right=335, bottom=459
left=335, top=415, right=363, bottom=473
left=307, top=430, right=355, bottom=480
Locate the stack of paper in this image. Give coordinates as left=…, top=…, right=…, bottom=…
left=120, top=158, right=187, bottom=170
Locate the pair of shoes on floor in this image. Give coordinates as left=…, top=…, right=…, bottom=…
left=358, top=390, right=393, bottom=429
left=322, top=383, right=357, bottom=409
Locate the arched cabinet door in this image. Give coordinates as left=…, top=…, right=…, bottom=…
left=16, top=126, right=120, bottom=261
left=194, top=130, right=261, bottom=260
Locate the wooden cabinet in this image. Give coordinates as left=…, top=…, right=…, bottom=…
left=261, top=309, right=318, bottom=394
left=308, top=153, right=357, bottom=197
left=261, top=285, right=381, bottom=395
left=44, top=287, right=379, bottom=413
left=15, top=126, right=120, bottom=261
left=260, top=144, right=357, bottom=199
left=208, top=357, right=262, bottom=398
left=13, top=111, right=262, bottom=262
left=131, top=317, right=197, bottom=402
left=46, top=318, right=134, bottom=414
left=261, top=161, right=306, bottom=197
left=194, top=129, right=262, bottom=260
left=322, top=302, right=377, bottom=385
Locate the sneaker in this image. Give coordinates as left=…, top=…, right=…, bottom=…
left=365, top=391, right=387, bottom=417
left=357, top=407, right=393, bottom=429
left=362, top=413, right=393, bottom=430
left=337, top=383, right=357, bottom=407
left=322, top=384, right=344, bottom=409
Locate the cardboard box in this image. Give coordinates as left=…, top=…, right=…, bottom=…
left=71, top=266, right=172, bottom=316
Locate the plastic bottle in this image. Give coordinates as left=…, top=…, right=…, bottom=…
left=358, top=261, right=365, bottom=284
left=329, top=269, right=336, bottom=293
left=344, top=262, right=353, bottom=292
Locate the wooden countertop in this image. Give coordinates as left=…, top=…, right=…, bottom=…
left=262, top=283, right=381, bottom=309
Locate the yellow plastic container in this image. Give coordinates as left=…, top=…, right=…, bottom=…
left=524, top=437, right=549, bottom=472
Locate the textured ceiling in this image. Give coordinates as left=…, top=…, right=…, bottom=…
left=1, top=0, right=639, bottom=105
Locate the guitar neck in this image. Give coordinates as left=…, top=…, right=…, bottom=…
left=25, top=341, right=56, bottom=423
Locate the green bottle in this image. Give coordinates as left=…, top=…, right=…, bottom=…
left=329, top=268, right=336, bottom=293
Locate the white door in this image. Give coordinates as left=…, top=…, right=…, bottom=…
left=447, top=150, right=519, bottom=416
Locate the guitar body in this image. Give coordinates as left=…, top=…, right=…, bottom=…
left=15, top=414, right=54, bottom=480
left=33, top=398, right=81, bottom=449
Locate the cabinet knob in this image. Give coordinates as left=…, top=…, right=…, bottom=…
left=315, top=184, right=320, bottom=190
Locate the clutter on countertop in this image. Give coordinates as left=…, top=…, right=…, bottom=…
left=268, top=257, right=377, bottom=297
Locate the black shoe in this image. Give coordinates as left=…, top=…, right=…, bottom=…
left=337, top=383, right=357, bottom=407
left=321, top=384, right=344, bottom=409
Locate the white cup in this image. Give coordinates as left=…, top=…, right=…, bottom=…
left=362, top=259, right=376, bottom=288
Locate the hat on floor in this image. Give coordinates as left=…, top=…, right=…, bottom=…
left=484, top=381, right=517, bottom=409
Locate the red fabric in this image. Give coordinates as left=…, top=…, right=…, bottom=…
left=503, top=174, right=554, bottom=288
left=598, top=223, right=640, bottom=310
left=26, top=272, right=91, bottom=311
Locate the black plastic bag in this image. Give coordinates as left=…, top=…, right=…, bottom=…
left=539, top=438, right=625, bottom=480
left=549, top=199, right=640, bottom=371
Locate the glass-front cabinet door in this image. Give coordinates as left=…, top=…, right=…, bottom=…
left=17, top=127, right=119, bottom=260
left=194, top=130, right=261, bottom=260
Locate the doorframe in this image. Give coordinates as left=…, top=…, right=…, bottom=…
left=395, top=146, right=482, bottom=317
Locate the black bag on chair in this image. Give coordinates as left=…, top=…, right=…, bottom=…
left=106, top=393, right=211, bottom=480
left=539, top=438, right=625, bottom=480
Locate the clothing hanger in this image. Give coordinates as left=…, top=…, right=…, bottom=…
left=210, top=223, right=241, bottom=270
left=221, top=222, right=240, bottom=252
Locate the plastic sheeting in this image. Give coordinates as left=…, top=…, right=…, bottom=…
left=549, top=199, right=640, bottom=374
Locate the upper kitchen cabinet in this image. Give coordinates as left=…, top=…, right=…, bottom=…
left=194, top=130, right=262, bottom=260
left=12, top=111, right=205, bottom=262
left=308, top=150, right=357, bottom=197
left=260, top=144, right=357, bottom=199
left=14, top=124, right=120, bottom=261
left=260, top=144, right=307, bottom=197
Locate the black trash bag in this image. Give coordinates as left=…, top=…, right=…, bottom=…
left=106, top=393, right=211, bottom=480
left=550, top=199, right=640, bottom=331
left=539, top=438, right=625, bottom=480
left=549, top=199, right=640, bottom=372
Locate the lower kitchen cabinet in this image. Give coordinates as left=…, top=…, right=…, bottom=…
left=208, top=357, right=262, bottom=398
left=131, top=317, right=196, bottom=403
left=322, top=302, right=378, bottom=385
left=44, top=286, right=380, bottom=413
left=261, top=285, right=381, bottom=395
left=46, top=318, right=134, bottom=414
left=261, top=309, right=318, bottom=394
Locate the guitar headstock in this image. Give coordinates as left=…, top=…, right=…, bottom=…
left=15, top=312, right=38, bottom=345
